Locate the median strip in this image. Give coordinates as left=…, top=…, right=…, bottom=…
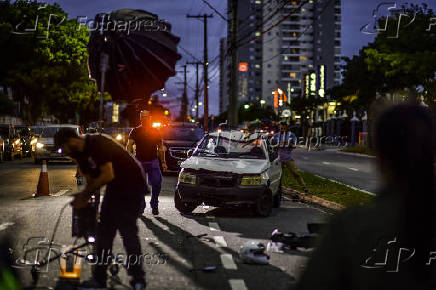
left=281, top=168, right=374, bottom=209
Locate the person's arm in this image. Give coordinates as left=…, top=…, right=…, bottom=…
left=71, top=162, right=115, bottom=209
left=158, top=140, right=167, bottom=171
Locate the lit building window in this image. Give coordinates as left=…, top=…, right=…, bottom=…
left=290, top=72, right=297, bottom=78
left=255, top=31, right=261, bottom=37
left=300, top=56, right=308, bottom=61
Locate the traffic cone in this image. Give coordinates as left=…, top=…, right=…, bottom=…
left=34, top=160, right=50, bottom=197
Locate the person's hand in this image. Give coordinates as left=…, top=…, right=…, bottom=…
left=161, top=162, right=168, bottom=172
left=71, top=192, right=90, bottom=209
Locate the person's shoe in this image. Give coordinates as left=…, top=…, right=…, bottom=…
left=77, top=278, right=107, bottom=290
left=152, top=207, right=159, bottom=215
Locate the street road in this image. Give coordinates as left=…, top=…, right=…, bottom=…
left=292, top=148, right=379, bottom=193
left=0, top=158, right=330, bottom=290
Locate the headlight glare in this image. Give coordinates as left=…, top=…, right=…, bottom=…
left=36, top=142, right=44, bottom=149
left=116, top=134, right=122, bottom=141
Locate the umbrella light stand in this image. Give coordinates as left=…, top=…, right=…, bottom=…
left=99, top=53, right=109, bottom=127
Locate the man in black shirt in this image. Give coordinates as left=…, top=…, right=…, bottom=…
left=54, top=128, right=146, bottom=289
left=127, top=110, right=167, bottom=215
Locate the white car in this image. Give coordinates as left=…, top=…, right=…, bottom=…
left=175, top=131, right=282, bottom=217
left=34, top=124, right=81, bottom=164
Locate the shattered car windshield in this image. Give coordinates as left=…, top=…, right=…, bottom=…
left=194, top=134, right=265, bottom=159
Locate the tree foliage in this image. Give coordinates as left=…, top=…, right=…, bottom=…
left=330, top=3, right=436, bottom=113
left=0, top=0, right=105, bottom=124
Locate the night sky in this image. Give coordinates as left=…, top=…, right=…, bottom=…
left=45, top=0, right=435, bottom=117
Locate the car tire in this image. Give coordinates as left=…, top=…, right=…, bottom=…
left=253, top=190, right=273, bottom=217
left=273, top=186, right=282, bottom=208
left=174, top=190, right=197, bottom=214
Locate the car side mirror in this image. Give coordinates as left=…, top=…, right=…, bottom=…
left=187, top=149, right=194, bottom=158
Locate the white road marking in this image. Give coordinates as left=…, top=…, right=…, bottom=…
left=229, top=279, right=247, bottom=290
left=0, top=222, right=14, bottom=231
left=214, top=236, right=228, bottom=247
left=302, top=156, right=309, bottom=160
left=283, top=196, right=292, bottom=201
left=349, top=167, right=359, bottom=171
left=209, top=222, right=221, bottom=231
left=52, top=189, right=69, bottom=197
left=220, top=254, right=237, bottom=270
left=313, top=174, right=376, bottom=196
left=322, top=161, right=331, bottom=165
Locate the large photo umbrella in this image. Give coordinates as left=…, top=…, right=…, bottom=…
left=88, top=9, right=181, bottom=102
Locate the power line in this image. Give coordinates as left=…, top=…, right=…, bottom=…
left=200, top=0, right=227, bottom=21
left=238, top=0, right=312, bottom=48
left=263, top=0, right=335, bottom=63
left=178, top=45, right=202, bottom=63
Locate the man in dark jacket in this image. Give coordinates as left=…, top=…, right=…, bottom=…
left=54, top=128, right=147, bottom=289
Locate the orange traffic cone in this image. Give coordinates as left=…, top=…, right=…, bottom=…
left=34, top=160, right=50, bottom=197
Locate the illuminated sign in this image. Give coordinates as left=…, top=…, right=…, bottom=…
left=238, top=62, right=248, bottom=72
left=304, top=74, right=310, bottom=98
left=309, top=72, right=316, bottom=96
left=318, top=65, right=325, bottom=98
left=112, top=103, right=119, bottom=123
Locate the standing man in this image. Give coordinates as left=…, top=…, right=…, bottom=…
left=54, top=128, right=146, bottom=289
left=274, top=122, right=309, bottom=195
left=127, top=110, right=167, bottom=215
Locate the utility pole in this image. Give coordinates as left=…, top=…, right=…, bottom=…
left=187, top=13, right=213, bottom=132
left=227, top=0, right=238, bottom=128
left=175, top=65, right=189, bottom=121
left=187, top=61, right=202, bottom=121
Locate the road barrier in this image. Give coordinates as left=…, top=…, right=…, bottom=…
left=34, top=160, right=50, bottom=197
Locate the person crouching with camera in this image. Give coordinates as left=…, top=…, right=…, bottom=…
left=54, top=128, right=147, bottom=290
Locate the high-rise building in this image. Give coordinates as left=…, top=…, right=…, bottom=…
left=262, top=0, right=341, bottom=107
left=220, top=0, right=341, bottom=116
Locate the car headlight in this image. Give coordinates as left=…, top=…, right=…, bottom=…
left=36, top=142, right=44, bottom=149
left=30, top=138, right=37, bottom=145
left=240, top=175, right=262, bottom=186
left=14, top=139, right=20, bottom=145
left=116, top=134, right=122, bottom=141
left=178, top=172, right=196, bottom=185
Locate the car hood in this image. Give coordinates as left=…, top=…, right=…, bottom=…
left=181, top=156, right=269, bottom=174
left=163, top=139, right=198, bottom=147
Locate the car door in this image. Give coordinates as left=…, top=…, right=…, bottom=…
left=264, top=139, right=281, bottom=194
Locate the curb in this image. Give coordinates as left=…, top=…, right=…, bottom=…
left=281, top=186, right=344, bottom=211
left=337, top=151, right=376, bottom=159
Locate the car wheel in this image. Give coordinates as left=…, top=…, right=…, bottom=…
left=174, top=190, right=197, bottom=214
left=273, top=186, right=282, bottom=208
left=253, top=190, right=273, bottom=217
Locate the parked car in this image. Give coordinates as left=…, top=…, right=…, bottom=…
left=175, top=131, right=282, bottom=217
left=34, top=124, right=81, bottom=164
left=15, top=125, right=36, bottom=157
left=0, top=124, right=23, bottom=161
left=161, top=122, right=204, bottom=172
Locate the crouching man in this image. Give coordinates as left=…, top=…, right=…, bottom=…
left=54, top=128, right=147, bottom=289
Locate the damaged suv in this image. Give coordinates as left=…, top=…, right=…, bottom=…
left=175, top=131, right=282, bottom=217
